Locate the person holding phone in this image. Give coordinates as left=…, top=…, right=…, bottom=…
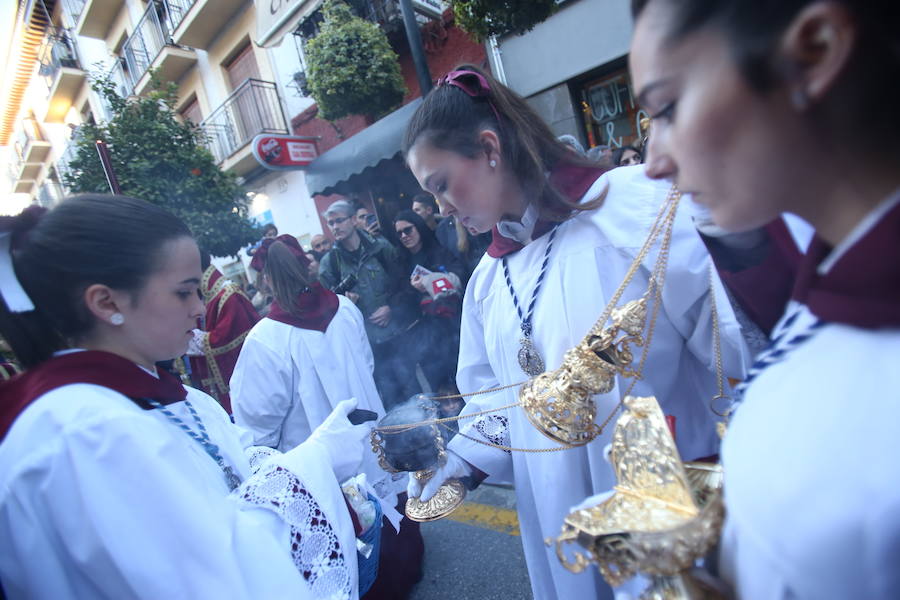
left=392, top=209, right=466, bottom=393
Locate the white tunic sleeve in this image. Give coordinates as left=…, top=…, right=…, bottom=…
left=230, top=325, right=295, bottom=448
left=448, top=271, right=515, bottom=482
left=0, top=386, right=357, bottom=600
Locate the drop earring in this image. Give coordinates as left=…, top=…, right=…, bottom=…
left=110, top=313, right=125, bottom=326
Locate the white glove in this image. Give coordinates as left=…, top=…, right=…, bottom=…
left=185, top=329, right=206, bottom=356
left=307, top=398, right=373, bottom=482
left=407, top=450, right=473, bottom=502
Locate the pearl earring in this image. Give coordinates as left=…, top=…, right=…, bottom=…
left=489, top=159, right=497, bottom=168
left=791, top=88, right=809, bottom=111
left=110, top=313, right=125, bottom=326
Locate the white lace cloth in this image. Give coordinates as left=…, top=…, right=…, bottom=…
left=473, top=414, right=511, bottom=454
left=239, top=455, right=352, bottom=600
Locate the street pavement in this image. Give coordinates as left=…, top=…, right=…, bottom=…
left=410, top=484, right=534, bottom=599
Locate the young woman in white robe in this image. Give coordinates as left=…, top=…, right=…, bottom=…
left=230, top=235, right=421, bottom=600
left=401, top=66, right=752, bottom=600
left=630, top=1, right=900, bottom=598
left=0, top=196, right=372, bottom=600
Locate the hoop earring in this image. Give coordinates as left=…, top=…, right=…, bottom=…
left=110, top=313, right=125, bottom=326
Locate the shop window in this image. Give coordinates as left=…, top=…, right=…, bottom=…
left=579, top=67, right=649, bottom=150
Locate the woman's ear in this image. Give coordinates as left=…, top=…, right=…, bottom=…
left=778, top=1, right=857, bottom=107
left=478, top=129, right=502, bottom=166
left=83, top=284, right=126, bottom=325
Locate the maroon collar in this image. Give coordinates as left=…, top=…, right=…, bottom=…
left=793, top=199, right=900, bottom=328
left=266, top=282, right=340, bottom=333
left=0, top=350, right=187, bottom=441
left=486, top=163, right=607, bottom=258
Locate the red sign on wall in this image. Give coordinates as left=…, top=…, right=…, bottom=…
left=251, top=134, right=319, bottom=170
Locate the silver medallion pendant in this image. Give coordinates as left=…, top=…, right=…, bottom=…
left=518, top=336, right=545, bottom=376
left=220, top=462, right=243, bottom=492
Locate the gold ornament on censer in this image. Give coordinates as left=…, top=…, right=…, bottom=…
left=521, top=185, right=681, bottom=447
left=551, top=396, right=726, bottom=599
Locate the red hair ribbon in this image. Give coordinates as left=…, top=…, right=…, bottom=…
left=437, top=69, right=502, bottom=124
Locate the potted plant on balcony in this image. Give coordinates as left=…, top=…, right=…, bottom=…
left=451, top=0, right=559, bottom=41
left=61, top=72, right=259, bottom=257
left=304, top=0, right=406, bottom=121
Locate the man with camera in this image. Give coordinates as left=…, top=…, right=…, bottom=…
left=318, top=200, right=419, bottom=407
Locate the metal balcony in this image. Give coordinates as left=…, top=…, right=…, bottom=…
left=11, top=117, right=51, bottom=182
left=37, top=180, right=67, bottom=207
left=38, top=27, right=87, bottom=123
left=121, top=1, right=197, bottom=95
left=164, top=0, right=246, bottom=50
left=56, top=128, right=85, bottom=184
left=197, top=79, right=288, bottom=176
left=60, top=0, right=86, bottom=28
left=98, top=61, right=134, bottom=122
left=72, top=0, right=126, bottom=39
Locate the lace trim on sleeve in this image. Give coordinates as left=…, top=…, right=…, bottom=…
left=245, top=445, right=280, bottom=475
left=473, top=414, right=511, bottom=454
left=239, top=463, right=352, bottom=599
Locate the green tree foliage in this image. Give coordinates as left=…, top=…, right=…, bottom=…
left=63, top=74, right=259, bottom=257
left=305, top=0, right=406, bottom=121
left=451, top=0, right=558, bottom=41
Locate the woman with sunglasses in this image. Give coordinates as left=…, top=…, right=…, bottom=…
left=0, top=196, right=373, bottom=599
left=392, top=209, right=466, bottom=393
left=629, top=1, right=900, bottom=598
left=402, top=65, right=752, bottom=599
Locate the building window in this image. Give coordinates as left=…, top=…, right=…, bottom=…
left=224, top=42, right=261, bottom=91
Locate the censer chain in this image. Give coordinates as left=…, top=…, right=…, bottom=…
left=375, top=187, right=683, bottom=454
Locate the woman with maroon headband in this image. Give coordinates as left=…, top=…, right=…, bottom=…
left=630, top=1, right=900, bottom=597
left=402, top=65, right=752, bottom=599
left=0, top=195, right=371, bottom=599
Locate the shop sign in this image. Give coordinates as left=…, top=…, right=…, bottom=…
left=251, top=134, right=319, bottom=170
left=412, top=0, right=446, bottom=18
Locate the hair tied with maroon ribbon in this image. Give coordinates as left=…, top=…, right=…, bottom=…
left=250, top=234, right=311, bottom=273
left=437, top=69, right=502, bottom=124
left=0, top=205, right=47, bottom=313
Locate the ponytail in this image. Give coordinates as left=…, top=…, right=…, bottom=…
left=264, top=241, right=312, bottom=317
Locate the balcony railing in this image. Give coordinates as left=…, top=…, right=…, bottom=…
left=38, top=181, right=67, bottom=207
left=38, top=27, right=82, bottom=93
left=61, top=0, right=86, bottom=28
left=121, top=2, right=174, bottom=90
left=98, top=61, right=133, bottom=121
left=158, top=0, right=197, bottom=34
left=13, top=116, right=49, bottom=166
left=57, top=128, right=85, bottom=183
left=197, top=79, right=288, bottom=164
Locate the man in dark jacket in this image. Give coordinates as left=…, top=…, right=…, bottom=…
left=319, top=200, right=419, bottom=407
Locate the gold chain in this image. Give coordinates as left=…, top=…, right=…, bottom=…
left=374, top=186, right=683, bottom=453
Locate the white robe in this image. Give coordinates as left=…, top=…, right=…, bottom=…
left=0, top=383, right=358, bottom=600
left=450, top=166, right=751, bottom=600
left=230, top=296, right=403, bottom=511
left=720, top=303, right=900, bottom=599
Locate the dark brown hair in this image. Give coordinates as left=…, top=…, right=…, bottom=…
left=631, top=0, right=900, bottom=137
left=0, top=195, right=193, bottom=368
left=403, top=64, right=606, bottom=221
left=264, top=241, right=311, bottom=317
